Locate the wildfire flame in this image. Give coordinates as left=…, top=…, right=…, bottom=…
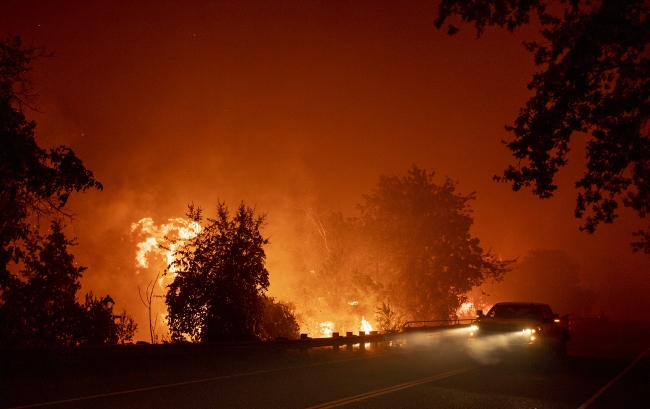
left=457, top=302, right=474, bottom=318
left=131, top=217, right=202, bottom=278
left=130, top=217, right=202, bottom=342
left=360, top=316, right=373, bottom=333
left=320, top=321, right=334, bottom=337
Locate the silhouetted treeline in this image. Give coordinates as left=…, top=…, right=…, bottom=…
left=0, top=221, right=137, bottom=347
left=0, top=36, right=136, bottom=348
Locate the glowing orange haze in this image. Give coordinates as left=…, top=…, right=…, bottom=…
left=2, top=0, right=649, bottom=340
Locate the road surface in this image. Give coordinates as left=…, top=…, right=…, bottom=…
left=3, top=321, right=649, bottom=408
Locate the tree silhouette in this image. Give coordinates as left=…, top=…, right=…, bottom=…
left=435, top=0, right=650, bottom=251
left=290, top=169, right=510, bottom=331
left=0, top=36, right=135, bottom=348
left=359, top=166, right=511, bottom=320
left=375, top=301, right=404, bottom=333
left=0, top=220, right=83, bottom=347
left=166, top=202, right=270, bottom=342
left=78, top=292, right=119, bottom=345
left=138, top=271, right=161, bottom=344
left=259, top=297, right=300, bottom=340
left=0, top=36, right=102, bottom=279
left=114, top=309, right=138, bottom=344
left=0, top=220, right=136, bottom=347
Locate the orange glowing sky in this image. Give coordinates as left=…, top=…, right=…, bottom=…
left=2, top=0, right=649, bottom=330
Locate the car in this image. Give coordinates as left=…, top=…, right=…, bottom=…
left=468, top=302, right=570, bottom=357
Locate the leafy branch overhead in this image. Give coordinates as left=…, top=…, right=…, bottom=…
left=436, top=0, right=650, bottom=252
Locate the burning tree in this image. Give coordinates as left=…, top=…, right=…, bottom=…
left=359, top=166, right=511, bottom=320
left=165, top=202, right=270, bottom=342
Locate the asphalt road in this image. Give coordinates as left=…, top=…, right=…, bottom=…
left=3, top=322, right=649, bottom=409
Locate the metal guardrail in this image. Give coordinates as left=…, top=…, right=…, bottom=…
left=5, top=324, right=475, bottom=359
left=1, top=331, right=405, bottom=377
left=2, top=324, right=477, bottom=378
left=402, top=319, right=476, bottom=331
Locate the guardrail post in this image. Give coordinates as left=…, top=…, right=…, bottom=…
left=332, top=332, right=340, bottom=352
left=359, top=331, right=366, bottom=351
left=346, top=332, right=354, bottom=351
left=370, top=331, right=378, bottom=350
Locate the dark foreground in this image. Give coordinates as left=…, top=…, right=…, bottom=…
left=2, top=321, right=649, bottom=409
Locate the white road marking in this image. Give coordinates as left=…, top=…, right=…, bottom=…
left=577, top=345, right=650, bottom=409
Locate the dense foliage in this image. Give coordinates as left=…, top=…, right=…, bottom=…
left=359, top=166, right=511, bottom=320
left=259, top=297, right=300, bottom=340
left=0, top=36, right=102, bottom=276
left=374, top=301, right=404, bottom=333
left=0, top=221, right=136, bottom=347
left=435, top=0, right=650, bottom=251
left=0, top=36, right=134, bottom=348
left=293, top=166, right=510, bottom=331
left=166, top=202, right=270, bottom=342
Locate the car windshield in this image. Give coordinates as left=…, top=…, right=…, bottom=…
left=487, top=305, right=542, bottom=320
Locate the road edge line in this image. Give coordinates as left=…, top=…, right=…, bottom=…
left=577, top=345, right=650, bottom=409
